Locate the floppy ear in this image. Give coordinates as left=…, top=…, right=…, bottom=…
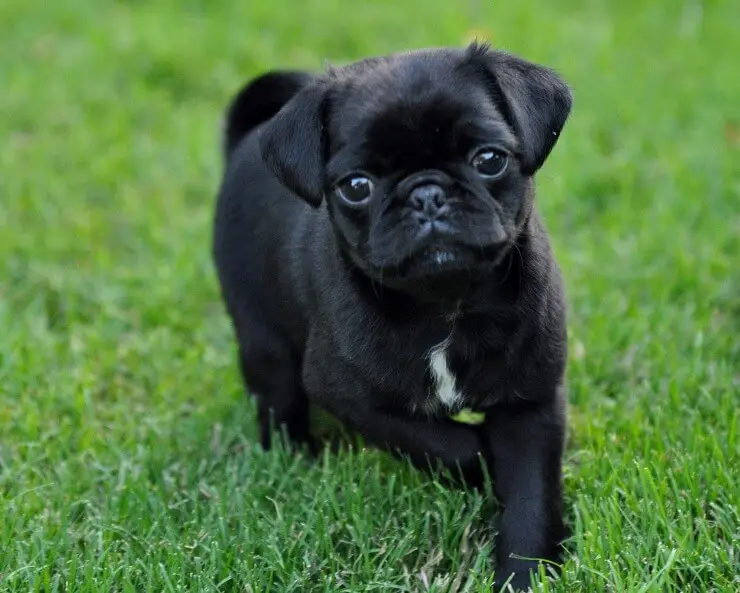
left=468, top=44, right=573, bottom=175
left=259, top=80, right=329, bottom=207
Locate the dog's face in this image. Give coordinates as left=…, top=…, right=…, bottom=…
left=260, top=44, right=572, bottom=299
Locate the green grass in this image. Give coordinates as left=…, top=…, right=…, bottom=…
left=1, top=0, right=738, bottom=591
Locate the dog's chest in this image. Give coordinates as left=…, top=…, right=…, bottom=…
left=419, top=324, right=508, bottom=415
left=426, top=338, right=463, bottom=410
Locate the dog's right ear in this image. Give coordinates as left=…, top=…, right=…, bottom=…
left=259, top=80, right=330, bottom=207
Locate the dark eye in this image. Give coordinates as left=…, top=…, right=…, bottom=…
left=335, top=176, right=374, bottom=204
left=471, top=149, right=509, bottom=179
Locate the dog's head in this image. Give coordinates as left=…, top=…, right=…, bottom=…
left=260, top=43, right=572, bottom=299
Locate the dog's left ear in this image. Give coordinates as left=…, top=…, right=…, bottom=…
left=259, top=80, right=330, bottom=207
left=467, top=44, right=573, bottom=175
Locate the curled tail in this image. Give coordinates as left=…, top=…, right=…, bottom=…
left=222, top=70, right=314, bottom=160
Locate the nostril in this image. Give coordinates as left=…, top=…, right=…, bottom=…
left=409, top=184, right=446, bottom=212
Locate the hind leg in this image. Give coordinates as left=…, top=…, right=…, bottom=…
left=236, top=328, right=315, bottom=454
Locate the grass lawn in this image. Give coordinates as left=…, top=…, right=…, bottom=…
left=1, top=0, right=738, bottom=591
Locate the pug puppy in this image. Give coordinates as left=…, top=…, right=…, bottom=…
left=212, top=43, right=572, bottom=590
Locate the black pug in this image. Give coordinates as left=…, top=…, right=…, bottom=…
left=212, top=43, right=572, bottom=591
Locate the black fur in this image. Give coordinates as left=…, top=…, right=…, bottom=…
left=213, top=43, right=572, bottom=591
left=222, top=70, right=314, bottom=159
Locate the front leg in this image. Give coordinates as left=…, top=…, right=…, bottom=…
left=483, top=398, right=568, bottom=591
left=309, top=384, right=487, bottom=486
left=361, top=413, right=488, bottom=487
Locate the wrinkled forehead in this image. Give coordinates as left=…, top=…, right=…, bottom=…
left=327, top=67, right=517, bottom=174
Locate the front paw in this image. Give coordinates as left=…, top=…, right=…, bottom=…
left=437, top=421, right=488, bottom=488
left=492, top=561, right=538, bottom=592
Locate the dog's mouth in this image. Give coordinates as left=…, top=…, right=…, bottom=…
left=376, top=243, right=499, bottom=282
left=405, top=246, right=475, bottom=275
left=355, top=240, right=511, bottom=301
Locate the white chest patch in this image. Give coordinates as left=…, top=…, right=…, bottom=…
left=427, top=338, right=462, bottom=410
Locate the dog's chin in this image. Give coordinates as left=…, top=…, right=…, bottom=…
left=362, top=244, right=509, bottom=302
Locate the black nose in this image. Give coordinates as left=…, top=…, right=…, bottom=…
left=409, top=184, right=447, bottom=218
